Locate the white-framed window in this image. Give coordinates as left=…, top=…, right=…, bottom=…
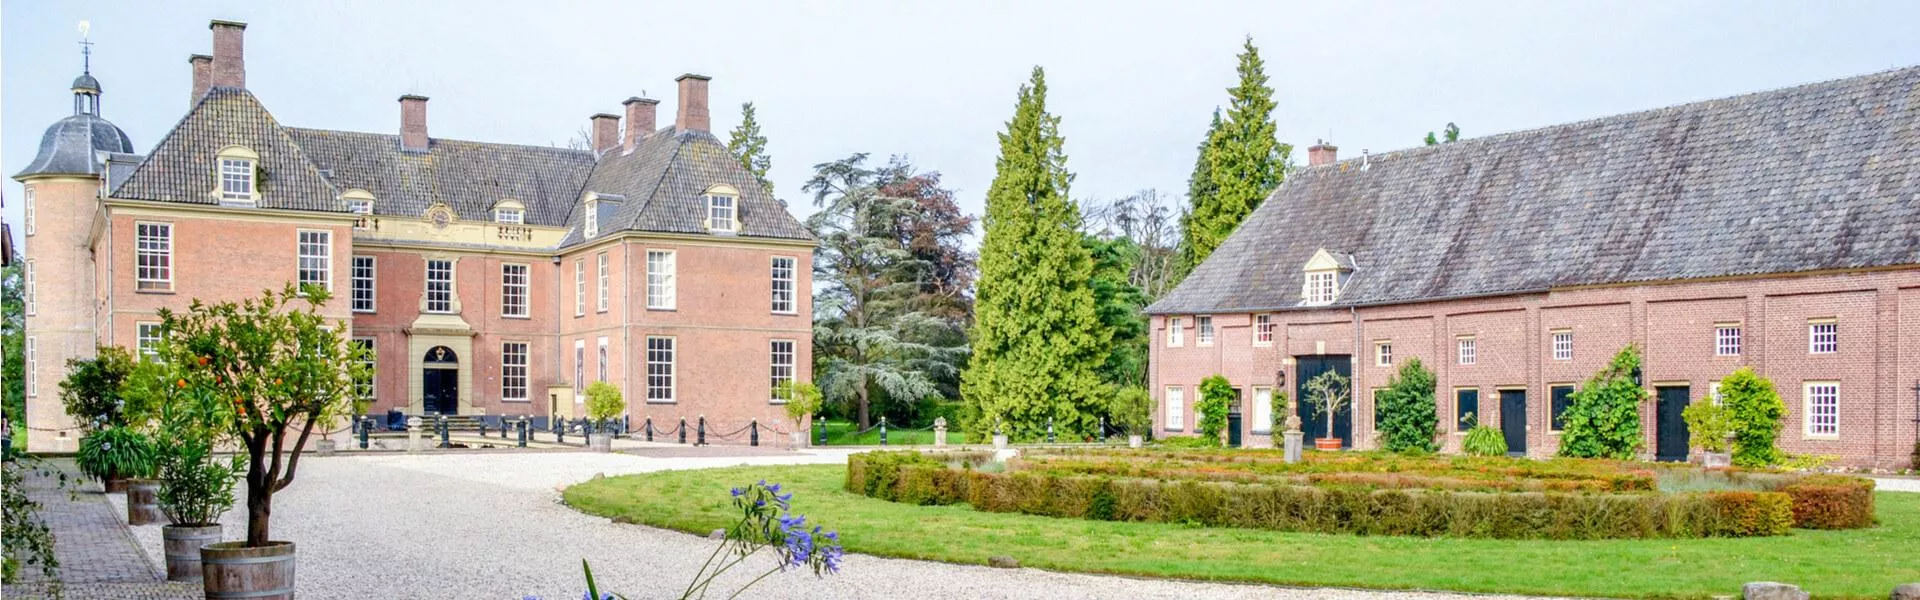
left=1254, top=314, right=1274, bottom=346
left=495, top=207, right=523, bottom=224
left=770, top=340, right=796, bottom=403
left=1716, top=324, right=1742, bottom=356
left=137, top=322, right=164, bottom=359
left=1167, top=317, right=1184, bottom=347
left=1304, top=270, right=1338, bottom=305
left=219, top=156, right=255, bottom=201
left=1551, top=330, right=1573, bottom=361
left=771, top=257, right=796, bottom=314
left=573, top=260, right=586, bottom=317
left=647, top=250, right=676, bottom=310
left=501, top=341, right=527, bottom=401
left=1804, top=381, right=1839, bottom=438
left=23, top=186, right=34, bottom=236
left=425, top=259, right=454, bottom=313
left=1458, top=336, right=1477, bottom=365
left=1808, top=320, right=1837, bottom=354
left=1251, top=386, right=1273, bottom=434
left=1375, top=341, right=1393, bottom=367
left=597, top=337, right=609, bottom=381
left=23, top=261, right=35, bottom=316
left=707, top=193, right=738, bottom=232
left=646, top=336, right=676, bottom=403
left=501, top=263, right=529, bottom=318
left=1196, top=316, right=1214, bottom=346
left=351, top=256, right=376, bottom=312
left=573, top=340, right=586, bottom=394
left=297, top=230, right=332, bottom=291
left=349, top=199, right=373, bottom=230
left=135, top=222, right=173, bottom=291
left=596, top=253, right=610, bottom=312
left=26, top=337, right=37, bottom=397
left=1164, top=386, right=1185, bottom=430
left=1709, top=381, right=1724, bottom=406
left=583, top=199, right=598, bottom=239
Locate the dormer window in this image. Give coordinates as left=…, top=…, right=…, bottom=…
left=705, top=185, right=740, bottom=232
left=1305, top=271, right=1337, bottom=305
left=216, top=146, right=260, bottom=203
left=342, top=189, right=375, bottom=230
left=1300, top=248, right=1351, bottom=307
left=583, top=199, right=599, bottom=239
left=493, top=199, right=526, bottom=224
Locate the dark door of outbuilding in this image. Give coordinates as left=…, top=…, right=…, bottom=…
left=1498, top=389, right=1527, bottom=457
left=1293, top=355, right=1353, bottom=448
left=1655, top=386, right=1691, bottom=462
left=1227, top=387, right=1244, bottom=447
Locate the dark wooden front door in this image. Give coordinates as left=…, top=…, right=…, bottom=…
left=423, top=368, right=458, bottom=415
left=1498, top=389, right=1527, bottom=456
left=1294, top=355, right=1353, bottom=448
left=1655, top=386, right=1691, bottom=462
left=1226, top=388, right=1243, bottom=448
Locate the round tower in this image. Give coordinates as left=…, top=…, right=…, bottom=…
left=12, top=60, right=135, bottom=452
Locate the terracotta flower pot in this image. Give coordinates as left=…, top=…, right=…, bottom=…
left=202, top=541, right=295, bottom=600
left=1314, top=437, right=1343, bottom=451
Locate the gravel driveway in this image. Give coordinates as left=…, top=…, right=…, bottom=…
left=120, top=446, right=1575, bottom=600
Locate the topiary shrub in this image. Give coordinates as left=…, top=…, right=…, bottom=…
left=1376, top=358, right=1438, bottom=453
left=1780, top=475, right=1875, bottom=529
left=1559, top=345, right=1646, bottom=460
left=1681, top=399, right=1733, bottom=454
left=1195, top=375, right=1234, bottom=446
left=1462, top=424, right=1508, bottom=457
left=584, top=381, right=625, bottom=423
left=1720, top=367, right=1785, bottom=467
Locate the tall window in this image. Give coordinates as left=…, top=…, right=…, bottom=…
left=708, top=194, right=738, bottom=232
left=1457, top=336, right=1477, bottom=365
left=349, top=199, right=373, bottom=230
left=502, top=342, right=528, bottom=401
left=502, top=263, right=529, bottom=317
left=573, top=340, right=585, bottom=394
left=1808, top=321, right=1838, bottom=354
left=351, top=256, right=376, bottom=312
left=573, top=260, right=586, bottom=317
left=1716, top=324, right=1742, bottom=356
left=596, top=253, right=610, bottom=312
left=1455, top=388, right=1480, bottom=431
left=1164, top=387, right=1185, bottom=430
left=1376, top=341, right=1393, bottom=367
left=137, top=323, right=164, bottom=359
left=425, top=259, right=454, bottom=313
left=647, top=250, right=676, bottom=310
left=1551, top=330, right=1573, bottom=361
left=1254, top=314, right=1274, bottom=345
left=1196, top=316, right=1214, bottom=346
left=135, top=222, right=172, bottom=291
left=647, top=337, right=676, bottom=402
left=25, top=337, right=37, bottom=397
left=22, top=186, right=33, bottom=236
left=770, top=340, right=796, bottom=402
left=1251, top=386, right=1273, bottom=433
left=771, top=257, right=796, bottom=314
left=1804, top=382, right=1838, bottom=437
left=1305, top=271, right=1337, bottom=305
left=597, top=337, right=609, bottom=381
left=1167, top=317, right=1184, bottom=347
left=219, top=157, right=254, bottom=201
left=297, top=230, right=331, bottom=290
left=583, top=199, right=598, bottom=239
left=1549, top=385, right=1575, bottom=432
left=352, top=338, right=376, bottom=401
left=23, top=261, right=34, bottom=316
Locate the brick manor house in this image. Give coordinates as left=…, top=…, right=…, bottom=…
left=15, top=20, right=814, bottom=451
left=1150, top=66, right=1920, bottom=469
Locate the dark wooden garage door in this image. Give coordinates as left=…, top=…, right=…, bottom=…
left=1294, top=355, right=1353, bottom=448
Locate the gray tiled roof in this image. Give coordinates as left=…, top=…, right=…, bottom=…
left=285, top=128, right=595, bottom=226
left=1148, top=65, right=1920, bottom=315
left=112, top=87, right=342, bottom=211
left=564, top=128, right=812, bottom=247
left=15, top=113, right=134, bottom=178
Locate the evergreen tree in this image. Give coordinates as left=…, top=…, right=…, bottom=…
left=962, top=67, right=1108, bottom=439
left=727, top=102, right=773, bottom=192
left=1181, top=38, right=1289, bottom=275
left=1176, top=110, right=1224, bottom=279
left=1084, top=234, right=1149, bottom=388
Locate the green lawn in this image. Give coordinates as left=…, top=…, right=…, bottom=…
left=814, top=421, right=971, bottom=446
left=564, top=464, right=1919, bottom=599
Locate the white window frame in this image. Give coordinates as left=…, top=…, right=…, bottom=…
left=349, top=199, right=373, bottom=230
left=1803, top=381, right=1839, bottom=439
left=1808, top=320, right=1837, bottom=354
left=1458, top=336, right=1477, bottom=365
left=597, top=337, right=609, bottom=381
left=573, top=259, right=586, bottom=317
left=501, top=263, right=529, bottom=318
left=771, top=256, right=797, bottom=314
left=1304, top=270, right=1338, bottom=305
left=1251, top=386, right=1273, bottom=434
left=1375, top=341, right=1393, bottom=367
left=296, top=229, right=332, bottom=291
left=135, top=222, right=173, bottom=291
left=646, top=336, right=676, bottom=403
left=583, top=199, right=599, bottom=239
left=1253, top=314, right=1274, bottom=346
left=1167, top=317, right=1184, bottom=347
left=1709, top=381, right=1724, bottom=406
left=596, top=253, right=610, bottom=312
left=1716, top=324, right=1742, bottom=357
left=23, top=261, right=35, bottom=316
left=25, top=337, right=37, bottom=397
left=770, top=339, right=796, bottom=403
left=351, top=256, right=376, bottom=313
left=647, top=250, right=676, bottom=310
left=352, top=337, right=376, bottom=401
left=137, top=322, right=164, bottom=360
left=1196, top=316, right=1214, bottom=346
left=1551, top=330, right=1573, bottom=361
left=1164, top=386, right=1185, bottom=431
left=219, top=156, right=256, bottom=201
left=22, top=185, right=33, bottom=236
left=573, top=340, right=586, bottom=395
left=707, top=193, right=738, bottom=232
left=425, top=259, right=454, bottom=314
left=495, top=207, right=524, bottom=224
left=501, top=341, right=528, bottom=402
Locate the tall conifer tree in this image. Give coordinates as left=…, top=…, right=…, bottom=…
left=1180, top=37, right=1289, bottom=274
left=727, top=102, right=773, bottom=192
left=1177, top=109, right=1225, bottom=278
left=962, top=67, right=1108, bottom=439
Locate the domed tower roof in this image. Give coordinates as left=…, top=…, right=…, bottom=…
left=71, top=73, right=101, bottom=94
left=14, top=68, right=133, bottom=179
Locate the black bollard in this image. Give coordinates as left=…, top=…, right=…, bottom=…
left=438, top=416, right=450, bottom=448
left=880, top=416, right=888, bottom=446
left=517, top=419, right=528, bottom=447
left=644, top=417, right=654, bottom=442
left=750, top=420, right=759, bottom=447
left=1048, top=417, right=1056, bottom=444
left=678, top=418, right=688, bottom=445
left=816, top=416, right=827, bottom=447
left=697, top=416, right=707, bottom=446
left=358, top=417, right=371, bottom=449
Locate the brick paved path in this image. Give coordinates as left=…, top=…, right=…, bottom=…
left=2, top=460, right=197, bottom=600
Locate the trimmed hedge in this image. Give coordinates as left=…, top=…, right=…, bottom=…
left=1781, top=475, right=1875, bottom=529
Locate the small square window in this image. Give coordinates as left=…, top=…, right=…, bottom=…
left=1808, top=321, right=1837, bottom=354
left=1196, top=316, right=1214, bottom=346
left=220, top=158, right=255, bottom=201
left=1716, top=324, right=1742, bottom=356
left=1551, top=330, right=1573, bottom=361
left=1457, top=337, right=1477, bottom=365
left=708, top=194, right=738, bottom=232
left=1254, top=314, right=1274, bottom=346
left=1375, top=341, right=1392, bottom=367
left=137, top=322, right=164, bottom=360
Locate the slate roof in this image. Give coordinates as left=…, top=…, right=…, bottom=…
left=285, top=128, right=596, bottom=227
left=15, top=112, right=134, bottom=178
left=1148, top=65, right=1920, bottom=314
left=112, top=87, right=343, bottom=211
left=564, top=127, right=812, bottom=246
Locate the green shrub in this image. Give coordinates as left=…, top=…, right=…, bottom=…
left=1681, top=399, right=1734, bottom=454
left=1462, top=425, right=1508, bottom=457
left=774, top=381, right=824, bottom=423
left=58, top=346, right=140, bottom=431
left=1781, top=475, right=1875, bottom=529
left=1108, top=386, right=1151, bottom=435
left=1720, top=368, right=1785, bottom=467
left=76, top=425, right=158, bottom=483
left=1154, top=435, right=1220, bottom=449
left=1559, top=345, right=1646, bottom=460
left=584, top=381, right=625, bottom=422
left=1376, top=358, right=1438, bottom=453
left=1196, top=375, right=1234, bottom=445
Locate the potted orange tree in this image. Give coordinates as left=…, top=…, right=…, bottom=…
left=1305, top=371, right=1351, bottom=451
left=157, top=284, right=370, bottom=599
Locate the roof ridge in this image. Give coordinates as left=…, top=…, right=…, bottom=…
left=285, top=126, right=597, bottom=157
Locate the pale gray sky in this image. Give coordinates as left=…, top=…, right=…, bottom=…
left=6, top=1, right=1919, bottom=250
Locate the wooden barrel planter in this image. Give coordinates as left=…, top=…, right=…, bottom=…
left=126, top=479, right=165, bottom=525
left=161, top=524, right=222, bottom=581
left=202, top=541, right=296, bottom=599
left=104, top=477, right=130, bottom=494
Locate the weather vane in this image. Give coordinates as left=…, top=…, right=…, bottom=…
left=78, top=20, right=94, bottom=74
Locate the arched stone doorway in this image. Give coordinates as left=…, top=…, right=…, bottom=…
left=423, top=345, right=460, bottom=415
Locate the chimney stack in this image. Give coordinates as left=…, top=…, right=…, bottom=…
left=1308, top=140, right=1339, bottom=167
left=590, top=113, right=621, bottom=154
left=209, top=20, right=247, bottom=89
left=399, top=95, right=430, bottom=152
left=189, top=55, right=213, bottom=105
left=675, top=73, right=711, bottom=134
left=623, top=97, right=659, bottom=152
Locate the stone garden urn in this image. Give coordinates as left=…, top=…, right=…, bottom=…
left=1127, top=434, right=1143, bottom=448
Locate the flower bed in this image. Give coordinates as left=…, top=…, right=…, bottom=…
left=844, top=449, right=1875, bottom=540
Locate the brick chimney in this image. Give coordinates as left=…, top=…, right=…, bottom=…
left=590, top=113, right=620, bottom=154
left=399, top=95, right=430, bottom=152
left=209, top=20, right=247, bottom=89
left=1308, top=141, right=1339, bottom=167
left=675, top=74, right=711, bottom=134
left=623, top=97, right=659, bottom=152
left=189, top=55, right=212, bottom=105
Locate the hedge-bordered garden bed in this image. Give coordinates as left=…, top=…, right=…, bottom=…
left=844, top=449, right=1875, bottom=539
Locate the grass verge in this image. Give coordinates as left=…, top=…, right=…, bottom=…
left=564, top=464, right=1918, bottom=599
left=815, top=421, right=970, bottom=446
